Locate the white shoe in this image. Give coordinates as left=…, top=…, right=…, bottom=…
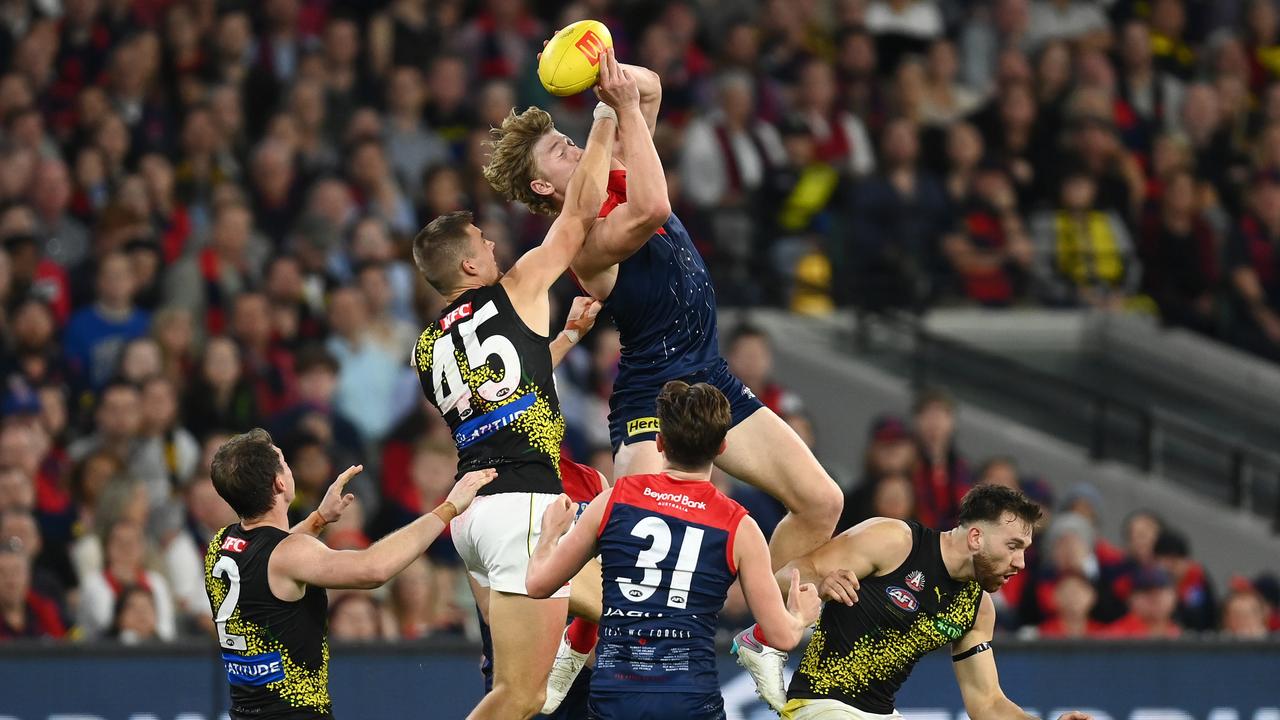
left=541, top=629, right=589, bottom=715
left=732, top=626, right=788, bottom=713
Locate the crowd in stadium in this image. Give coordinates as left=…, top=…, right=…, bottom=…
left=1, top=0, right=1279, bottom=644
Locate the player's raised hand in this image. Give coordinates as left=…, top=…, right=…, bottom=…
left=595, top=49, right=639, bottom=110
left=819, top=568, right=860, bottom=606
left=447, top=468, right=497, bottom=512
left=564, top=296, right=603, bottom=337
left=786, top=568, right=823, bottom=626
left=318, top=465, right=362, bottom=524
left=540, top=493, right=576, bottom=539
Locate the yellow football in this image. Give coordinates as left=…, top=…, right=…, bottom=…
left=538, top=20, right=614, bottom=97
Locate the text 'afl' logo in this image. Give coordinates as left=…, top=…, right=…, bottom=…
left=887, top=586, right=919, bottom=612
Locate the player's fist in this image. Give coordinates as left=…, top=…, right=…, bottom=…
left=565, top=296, right=602, bottom=337
left=448, top=468, right=497, bottom=512
left=318, top=465, right=362, bottom=524
left=595, top=49, right=639, bottom=110
left=819, top=568, right=860, bottom=606
left=786, top=569, right=822, bottom=627
left=540, top=493, right=576, bottom=539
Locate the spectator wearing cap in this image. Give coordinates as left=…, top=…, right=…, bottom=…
left=910, top=387, right=971, bottom=530
left=837, top=415, right=919, bottom=533
left=1153, top=529, right=1218, bottom=632
left=1220, top=586, right=1271, bottom=639
left=1038, top=571, right=1107, bottom=638
left=0, top=538, right=65, bottom=641
left=1030, top=168, right=1142, bottom=309
left=1225, top=167, right=1280, bottom=360
left=1104, top=565, right=1183, bottom=637
left=1137, top=167, right=1220, bottom=334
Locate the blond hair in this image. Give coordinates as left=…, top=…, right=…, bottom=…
left=482, top=107, right=558, bottom=216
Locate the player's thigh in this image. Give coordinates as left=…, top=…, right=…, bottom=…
left=717, top=406, right=838, bottom=511
left=568, top=556, right=603, bottom=622
left=612, top=439, right=664, bottom=479
left=468, top=575, right=491, bottom=626
left=487, top=589, right=568, bottom=687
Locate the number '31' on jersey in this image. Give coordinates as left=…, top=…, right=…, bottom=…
left=593, top=474, right=748, bottom=695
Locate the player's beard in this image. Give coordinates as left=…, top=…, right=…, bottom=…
left=972, top=548, right=1008, bottom=592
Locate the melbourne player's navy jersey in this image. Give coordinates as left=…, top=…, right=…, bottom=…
left=598, top=170, right=721, bottom=390
left=593, top=473, right=747, bottom=695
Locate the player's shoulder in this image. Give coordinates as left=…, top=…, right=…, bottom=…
left=839, top=517, right=915, bottom=550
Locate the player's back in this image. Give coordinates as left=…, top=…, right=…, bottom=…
left=594, top=473, right=746, bottom=696
left=206, top=524, right=330, bottom=719
left=598, top=170, right=720, bottom=389
left=413, top=283, right=564, bottom=495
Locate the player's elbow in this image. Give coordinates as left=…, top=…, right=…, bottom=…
left=525, top=570, right=554, bottom=599
left=637, top=200, right=671, bottom=229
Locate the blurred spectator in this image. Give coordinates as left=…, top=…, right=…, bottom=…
left=183, top=336, right=258, bottom=440
left=329, top=591, right=390, bottom=641
left=1027, top=0, right=1110, bottom=51
left=795, top=58, right=876, bottom=179
left=163, top=200, right=263, bottom=336
left=267, top=345, right=364, bottom=475
left=1220, top=587, right=1270, bottom=639
left=1105, top=565, right=1183, bottom=638
left=231, top=292, right=297, bottom=417
left=1226, top=168, right=1280, bottom=361
left=944, top=161, right=1034, bottom=305
left=1153, top=529, right=1218, bottom=632
left=1031, top=169, right=1141, bottom=308
left=0, top=538, right=65, bottom=640
left=62, top=251, right=150, bottom=395
left=389, top=556, right=436, bottom=639
left=384, top=66, right=450, bottom=199
left=0, top=509, right=65, bottom=615
left=850, top=118, right=954, bottom=309
left=135, top=376, right=199, bottom=498
left=325, top=285, right=417, bottom=443
left=724, top=324, right=801, bottom=416
left=974, top=456, right=1020, bottom=489
left=107, top=584, right=160, bottom=644
left=1138, top=168, right=1219, bottom=333
left=960, top=0, right=1032, bottom=95
left=78, top=517, right=176, bottom=640
left=838, top=415, right=919, bottom=533
left=910, top=387, right=970, bottom=530
left=1038, top=571, right=1106, bottom=638
left=866, top=0, right=945, bottom=72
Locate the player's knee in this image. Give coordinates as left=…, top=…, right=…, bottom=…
left=796, top=476, right=843, bottom=527
left=490, top=681, right=546, bottom=719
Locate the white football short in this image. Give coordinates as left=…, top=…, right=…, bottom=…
left=450, top=492, right=571, bottom=599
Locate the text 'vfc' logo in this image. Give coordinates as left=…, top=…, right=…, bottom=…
left=886, top=586, right=919, bottom=612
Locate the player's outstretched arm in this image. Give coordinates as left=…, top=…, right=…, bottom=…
left=775, top=518, right=912, bottom=602
left=270, top=469, right=496, bottom=591
left=736, top=516, right=822, bottom=650
left=617, top=63, right=660, bottom=137
left=953, top=596, right=1092, bottom=720
left=526, top=490, right=611, bottom=598
left=574, top=68, right=672, bottom=279
left=503, top=50, right=630, bottom=312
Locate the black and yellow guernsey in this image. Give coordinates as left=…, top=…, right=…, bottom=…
left=205, top=524, right=330, bottom=719
left=414, top=284, right=565, bottom=495
left=788, top=521, right=984, bottom=714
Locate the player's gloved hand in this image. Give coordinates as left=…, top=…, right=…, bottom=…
left=447, top=468, right=498, bottom=513
left=595, top=49, right=639, bottom=111
left=562, top=296, right=602, bottom=343
left=786, top=568, right=823, bottom=627
left=317, top=465, right=362, bottom=524
left=540, top=493, right=576, bottom=539
left=819, top=568, right=860, bottom=606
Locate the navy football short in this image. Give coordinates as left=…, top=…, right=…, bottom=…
left=588, top=691, right=725, bottom=720
left=608, top=360, right=764, bottom=451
